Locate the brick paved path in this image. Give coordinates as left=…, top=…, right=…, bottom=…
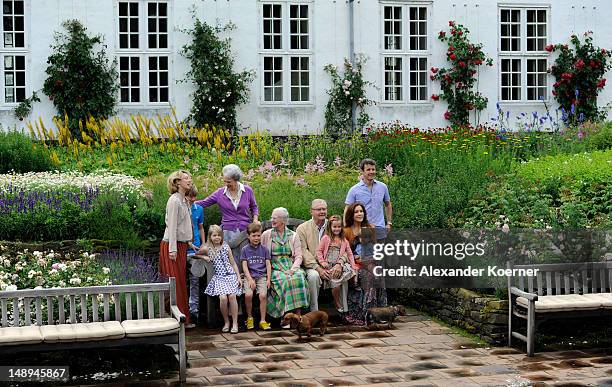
left=156, top=311, right=612, bottom=386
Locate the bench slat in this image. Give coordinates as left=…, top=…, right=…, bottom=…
left=591, top=268, right=598, bottom=293
left=518, top=276, right=525, bottom=292
left=13, top=298, right=18, bottom=326
left=608, top=268, right=612, bottom=292
left=527, top=276, right=534, bottom=294
left=573, top=273, right=579, bottom=295
left=554, top=272, right=561, bottom=295
left=147, top=292, right=154, bottom=319
left=24, top=298, right=31, bottom=326
left=81, top=295, right=87, bottom=323
left=47, top=296, right=54, bottom=325
left=103, top=294, right=110, bottom=321
left=545, top=272, right=552, bottom=295
left=536, top=271, right=543, bottom=295
left=600, top=269, right=607, bottom=292
left=582, top=270, right=588, bottom=294
left=158, top=291, right=165, bottom=318
left=69, top=295, right=76, bottom=324
left=36, top=297, right=42, bottom=326
left=92, top=295, right=98, bottom=322
left=136, top=292, right=143, bottom=320
left=1, top=298, right=7, bottom=327
left=58, top=295, right=65, bottom=324
left=114, top=294, right=122, bottom=322
left=126, top=293, right=132, bottom=320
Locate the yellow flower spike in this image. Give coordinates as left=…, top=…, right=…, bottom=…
left=27, top=122, right=35, bottom=139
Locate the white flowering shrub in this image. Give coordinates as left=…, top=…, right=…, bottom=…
left=0, top=170, right=147, bottom=199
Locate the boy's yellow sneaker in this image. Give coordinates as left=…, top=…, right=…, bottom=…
left=259, top=321, right=271, bottom=330
left=246, top=317, right=254, bottom=330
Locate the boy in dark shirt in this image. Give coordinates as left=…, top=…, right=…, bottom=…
left=240, top=223, right=271, bottom=330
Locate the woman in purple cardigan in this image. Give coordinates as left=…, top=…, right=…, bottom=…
left=195, top=164, right=260, bottom=244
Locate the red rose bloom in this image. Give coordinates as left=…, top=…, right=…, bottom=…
left=439, top=31, right=446, bottom=38
left=598, top=78, right=607, bottom=88
left=431, top=94, right=440, bottom=101
left=444, top=111, right=451, bottom=120
left=473, top=59, right=482, bottom=65
left=449, top=53, right=457, bottom=61
left=449, top=21, right=455, bottom=27
left=575, top=59, right=585, bottom=69
left=545, top=44, right=554, bottom=52
left=431, top=67, right=439, bottom=73
left=458, top=61, right=466, bottom=68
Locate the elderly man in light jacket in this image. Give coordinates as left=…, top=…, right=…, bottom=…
left=296, top=199, right=348, bottom=312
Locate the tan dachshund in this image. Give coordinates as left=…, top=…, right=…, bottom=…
left=281, top=310, right=329, bottom=339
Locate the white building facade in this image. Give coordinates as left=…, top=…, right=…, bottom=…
left=0, top=0, right=610, bottom=134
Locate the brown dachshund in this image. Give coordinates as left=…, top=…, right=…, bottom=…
left=281, top=310, right=329, bottom=339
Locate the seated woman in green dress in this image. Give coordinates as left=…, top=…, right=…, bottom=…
left=261, top=207, right=310, bottom=328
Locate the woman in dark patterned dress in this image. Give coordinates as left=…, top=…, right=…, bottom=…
left=344, top=203, right=387, bottom=325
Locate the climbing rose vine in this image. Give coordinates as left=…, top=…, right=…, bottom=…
left=548, top=32, right=612, bottom=123
left=430, top=21, right=493, bottom=126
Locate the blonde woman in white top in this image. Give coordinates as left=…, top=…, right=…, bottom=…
left=159, top=169, right=194, bottom=327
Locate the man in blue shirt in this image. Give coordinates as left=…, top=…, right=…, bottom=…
left=344, top=158, right=393, bottom=241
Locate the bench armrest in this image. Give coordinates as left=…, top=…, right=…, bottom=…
left=170, top=305, right=186, bottom=323
left=510, top=286, right=538, bottom=301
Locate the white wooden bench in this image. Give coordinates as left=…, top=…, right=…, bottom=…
left=507, top=261, right=612, bottom=356
left=0, top=278, right=186, bottom=382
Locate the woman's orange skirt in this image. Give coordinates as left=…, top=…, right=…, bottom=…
left=159, top=241, right=191, bottom=325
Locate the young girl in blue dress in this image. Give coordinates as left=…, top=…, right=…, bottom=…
left=203, top=225, right=242, bottom=333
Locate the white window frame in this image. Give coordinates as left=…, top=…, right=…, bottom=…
left=498, top=5, right=550, bottom=103
left=380, top=1, right=431, bottom=105
left=115, top=0, right=172, bottom=107
left=259, top=0, right=314, bottom=106
left=0, top=0, right=28, bottom=107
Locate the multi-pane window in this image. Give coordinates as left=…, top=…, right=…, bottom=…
left=147, top=2, right=168, bottom=49
left=409, top=7, right=426, bottom=50
left=381, top=3, right=429, bottom=103
left=499, top=7, right=549, bottom=101
left=261, top=2, right=312, bottom=104
left=384, top=57, right=402, bottom=101
left=290, top=56, right=308, bottom=102
left=119, top=2, right=139, bottom=49
left=117, top=1, right=170, bottom=104
left=289, top=5, right=308, bottom=49
left=383, top=6, right=401, bottom=50
left=263, top=4, right=282, bottom=50
left=1, top=0, right=26, bottom=104
left=119, top=56, right=140, bottom=102
left=148, top=56, right=168, bottom=102
left=409, top=57, right=427, bottom=101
